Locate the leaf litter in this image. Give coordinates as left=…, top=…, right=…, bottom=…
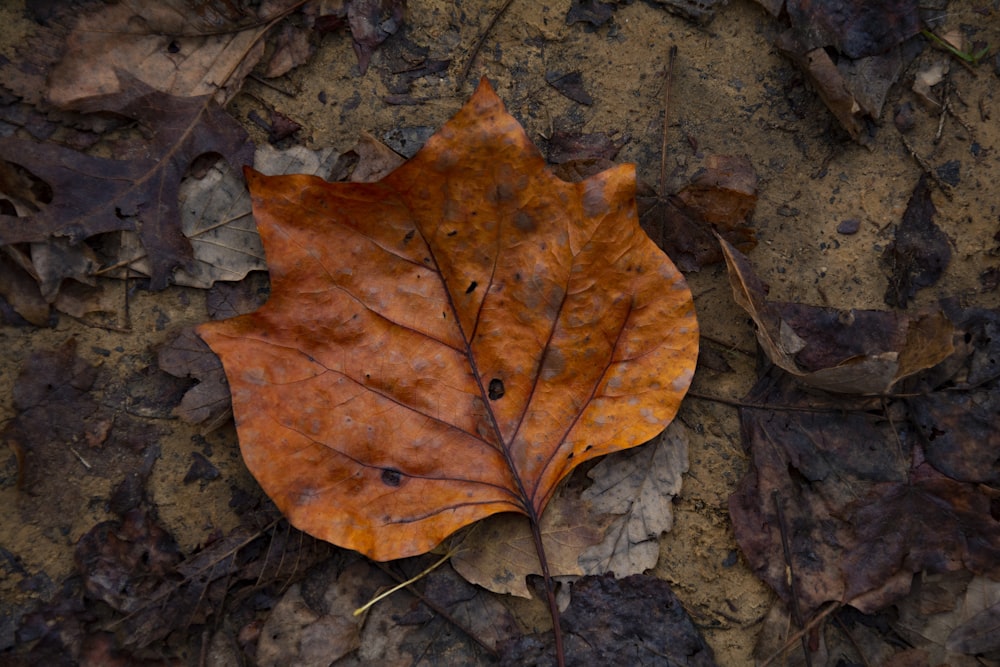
left=722, top=239, right=1000, bottom=662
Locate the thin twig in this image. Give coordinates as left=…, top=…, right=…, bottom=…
left=899, top=134, right=954, bottom=198
left=354, top=550, right=453, bottom=616
left=371, top=561, right=500, bottom=659
left=759, top=602, right=841, bottom=667
left=458, top=0, right=516, bottom=87
left=660, top=45, right=678, bottom=198
left=772, top=490, right=811, bottom=667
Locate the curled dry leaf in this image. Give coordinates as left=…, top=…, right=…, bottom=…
left=197, top=78, right=699, bottom=561
left=719, top=236, right=954, bottom=394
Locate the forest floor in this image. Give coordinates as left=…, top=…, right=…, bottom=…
left=1, top=0, right=999, bottom=665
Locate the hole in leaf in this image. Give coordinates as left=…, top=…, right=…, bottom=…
left=488, top=378, right=505, bottom=400
left=466, top=281, right=478, bottom=294
left=381, top=468, right=402, bottom=487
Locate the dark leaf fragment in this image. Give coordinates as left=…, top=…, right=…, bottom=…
left=545, top=71, right=595, bottom=105
left=566, top=0, right=616, bottom=27
left=499, top=574, right=717, bottom=665
left=348, top=0, right=405, bottom=75
left=882, top=174, right=951, bottom=308
left=547, top=130, right=624, bottom=164
left=75, top=509, right=182, bottom=614
left=768, top=0, right=922, bottom=144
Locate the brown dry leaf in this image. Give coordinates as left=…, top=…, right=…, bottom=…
left=43, top=0, right=302, bottom=108
left=577, top=422, right=689, bottom=577
left=719, top=236, right=954, bottom=394
left=641, top=155, right=758, bottom=272
left=197, top=78, right=699, bottom=562
left=449, top=490, right=613, bottom=598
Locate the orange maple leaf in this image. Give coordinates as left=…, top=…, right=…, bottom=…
left=198, top=79, right=698, bottom=562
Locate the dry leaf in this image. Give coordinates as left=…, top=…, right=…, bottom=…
left=450, top=491, right=612, bottom=598
left=197, top=78, right=699, bottom=561
left=578, top=422, right=689, bottom=577
left=719, top=236, right=954, bottom=394
left=117, top=145, right=342, bottom=288
left=44, top=0, right=300, bottom=107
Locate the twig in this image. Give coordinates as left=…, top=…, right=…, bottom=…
left=653, top=45, right=678, bottom=251
left=458, top=0, right=516, bottom=87
left=899, top=134, right=954, bottom=199
left=659, top=45, right=678, bottom=198
left=772, top=490, right=811, bottom=667
left=759, top=602, right=841, bottom=667
left=371, top=561, right=500, bottom=659
left=354, top=550, right=453, bottom=616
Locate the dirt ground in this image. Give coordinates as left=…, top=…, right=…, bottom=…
left=1, top=0, right=999, bottom=664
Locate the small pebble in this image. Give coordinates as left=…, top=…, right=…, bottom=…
left=894, top=102, right=915, bottom=133
left=837, top=218, right=861, bottom=235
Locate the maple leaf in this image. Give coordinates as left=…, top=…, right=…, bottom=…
left=197, top=79, right=699, bottom=565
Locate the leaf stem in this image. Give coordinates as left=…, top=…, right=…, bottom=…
left=528, top=511, right=566, bottom=667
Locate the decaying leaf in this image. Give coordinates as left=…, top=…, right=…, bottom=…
left=720, top=237, right=954, bottom=394
left=641, top=155, right=758, bottom=272
left=882, top=174, right=952, bottom=308
left=115, top=145, right=343, bottom=288
left=730, top=370, right=1000, bottom=618
left=197, top=78, right=699, bottom=561
left=0, top=85, right=253, bottom=290
left=42, top=0, right=303, bottom=107
left=764, top=0, right=922, bottom=144
left=449, top=490, right=612, bottom=598
left=578, top=422, right=689, bottom=577
left=893, top=573, right=1000, bottom=664
left=498, top=574, right=717, bottom=665
left=256, top=562, right=371, bottom=667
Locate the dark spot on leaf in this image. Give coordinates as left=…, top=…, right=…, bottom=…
left=514, top=211, right=536, bottom=232
left=466, top=281, right=478, bottom=294
left=403, top=229, right=415, bottom=244
left=167, top=41, right=180, bottom=54
left=488, top=378, right=505, bottom=400
left=447, top=230, right=457, bottom=237
left=381, top=468, right=402, bottom=486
